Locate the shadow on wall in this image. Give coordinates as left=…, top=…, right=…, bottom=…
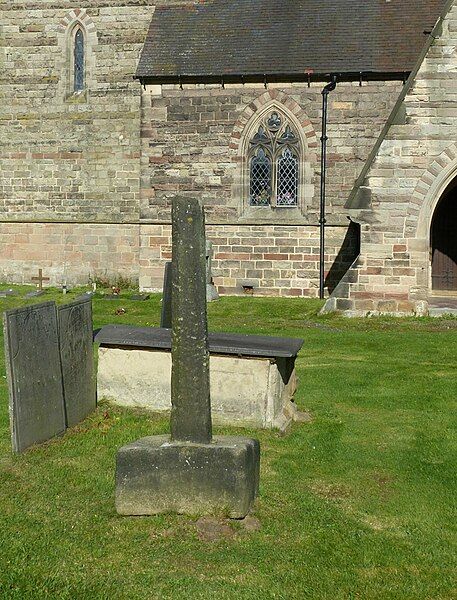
left=325, top=220, right=361, bottom=294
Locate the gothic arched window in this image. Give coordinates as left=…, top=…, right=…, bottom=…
left=74, top=28, right=85, bottom=92
left=249, top=112, right=300, bottom=207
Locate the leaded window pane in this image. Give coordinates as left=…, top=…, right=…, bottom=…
left=276, top=148, right=298, bottom=206
left=74, top=29, right=84, bottom=92
left=250, top=148, right=271, bottom=206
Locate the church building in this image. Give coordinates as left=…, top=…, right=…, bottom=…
left=2, top=0, right=457, bottom=315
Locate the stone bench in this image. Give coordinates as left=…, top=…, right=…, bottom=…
left=95, top=325, right=304, bottom=431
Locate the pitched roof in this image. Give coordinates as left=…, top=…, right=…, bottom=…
left=137, top=0, right=446, bottom=83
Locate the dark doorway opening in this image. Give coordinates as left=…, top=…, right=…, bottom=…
left=431, top=179, right=457, bottom=292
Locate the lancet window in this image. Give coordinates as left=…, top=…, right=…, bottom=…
left=73, top=28, right=85, bottom=92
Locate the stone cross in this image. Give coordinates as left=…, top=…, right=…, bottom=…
left=31, top=268, right=49, bottom=291
left=170, top=197, right=212, bottom=444
left=115, top=195, right=259, bottom=517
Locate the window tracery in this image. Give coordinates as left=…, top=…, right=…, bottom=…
left=249, top=112, right=299, bottom=207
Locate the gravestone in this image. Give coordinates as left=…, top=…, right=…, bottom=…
left=0, top=289, right=16, bottom=298
left=130, top=294, right=150, bottom=301
left=25, top=290, right=44, bottom=299
left=160, top=261, right=172, bottom=328
left=206, top=241, right=219, bottom=302
left=3, top=302, right=66, bottom=453
left=116, top=197, right=260, bottom=517
left=58, top=297, right=96, bottom=428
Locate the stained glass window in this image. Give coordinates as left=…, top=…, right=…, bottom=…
left=248, top=111, right=299, bottom=207
left=74, top=28, right=84, bottom=92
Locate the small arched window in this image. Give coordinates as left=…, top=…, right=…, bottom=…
left=73, top=28, right=85, bottom=92
left=248, top=112, right=300, bottom=207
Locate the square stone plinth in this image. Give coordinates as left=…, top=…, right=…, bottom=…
left=115, top=435, right=260, bottom=518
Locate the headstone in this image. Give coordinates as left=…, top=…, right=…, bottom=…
left=0, top=289, right=16, bottom=298
left=206, top=241, right=219, bottom=302
left=116, top=197, right=260, bottom=517
left=3, top=302, right=66, bottom=453
left=58, top=298, right=96, bottom=428
left=160, top=261, right=172, bottom=328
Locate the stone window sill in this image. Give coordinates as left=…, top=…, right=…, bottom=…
left=239, top=205, right=309, bottom=224
left=65, top=90, right=88, bottom=104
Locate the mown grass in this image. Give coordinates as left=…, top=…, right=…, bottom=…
left=0, top=286, right=456, bottom=599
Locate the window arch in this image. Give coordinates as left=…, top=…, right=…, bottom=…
left=248, top=111, right=300, bottom=207
left=73, top=27, right=85, bottom=92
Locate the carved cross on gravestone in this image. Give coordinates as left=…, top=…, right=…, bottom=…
left=32, top=269, right=49, bottom=291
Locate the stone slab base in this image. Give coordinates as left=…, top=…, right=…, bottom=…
left=98, top=347, right=299, bottom=430
left=115, top=435, right=260, bottom=518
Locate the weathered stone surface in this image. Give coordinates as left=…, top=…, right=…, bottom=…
left=115, top=435, right=260, bottom=518
left=97, top=347, right=299, bottom=430
left=58, top=298, right=96, bottom=428
left=171, top=197, right=211, bottom=444
left=3, top=302, right=66, bottom=453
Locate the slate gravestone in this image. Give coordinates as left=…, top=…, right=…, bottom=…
left=160, top=261, right=172, bottom=328
left=58, top=297, right=96, bottom=428
left=116, top=197, right=260, bottom=517
left=3, top=302, right=66, bottom=453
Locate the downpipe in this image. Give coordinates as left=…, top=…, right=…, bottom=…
left=319, top=75, right=337, bottom=299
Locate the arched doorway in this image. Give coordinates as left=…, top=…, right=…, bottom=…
left=431, top=179, right=457, bottom=292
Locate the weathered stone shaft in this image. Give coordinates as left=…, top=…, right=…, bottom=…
left=170, top=197, right=212, bottom=443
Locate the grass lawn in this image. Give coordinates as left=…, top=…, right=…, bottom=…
left=0, top=287, right=456, bottom=599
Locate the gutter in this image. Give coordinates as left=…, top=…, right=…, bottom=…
left=135, top=70, right=410, bottom=87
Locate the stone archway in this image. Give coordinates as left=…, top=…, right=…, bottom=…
left=431, top=178, right=457, bottom=293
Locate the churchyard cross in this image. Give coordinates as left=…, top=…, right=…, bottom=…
left=31, top=269, right=50, bottom=292
left=170, top=198, right=212, bottom=443
left=115, top=196, right=259, bottom=517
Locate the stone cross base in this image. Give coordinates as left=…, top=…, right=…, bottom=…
left=115, top=435, right=260, bottom=518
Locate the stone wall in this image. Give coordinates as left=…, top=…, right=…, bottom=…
left=140, top=82, right=402, bottom=225
left=138, top=81, right=399, bottom=296
left=0, top=1, right=155, bottom=223
left=323, top=1, right=457, bottom=315
left=0, top=222, right=139, bottom=286
left=139, top=223, right=360, bottom=296
left=1, top=1, right=415, bottom=299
